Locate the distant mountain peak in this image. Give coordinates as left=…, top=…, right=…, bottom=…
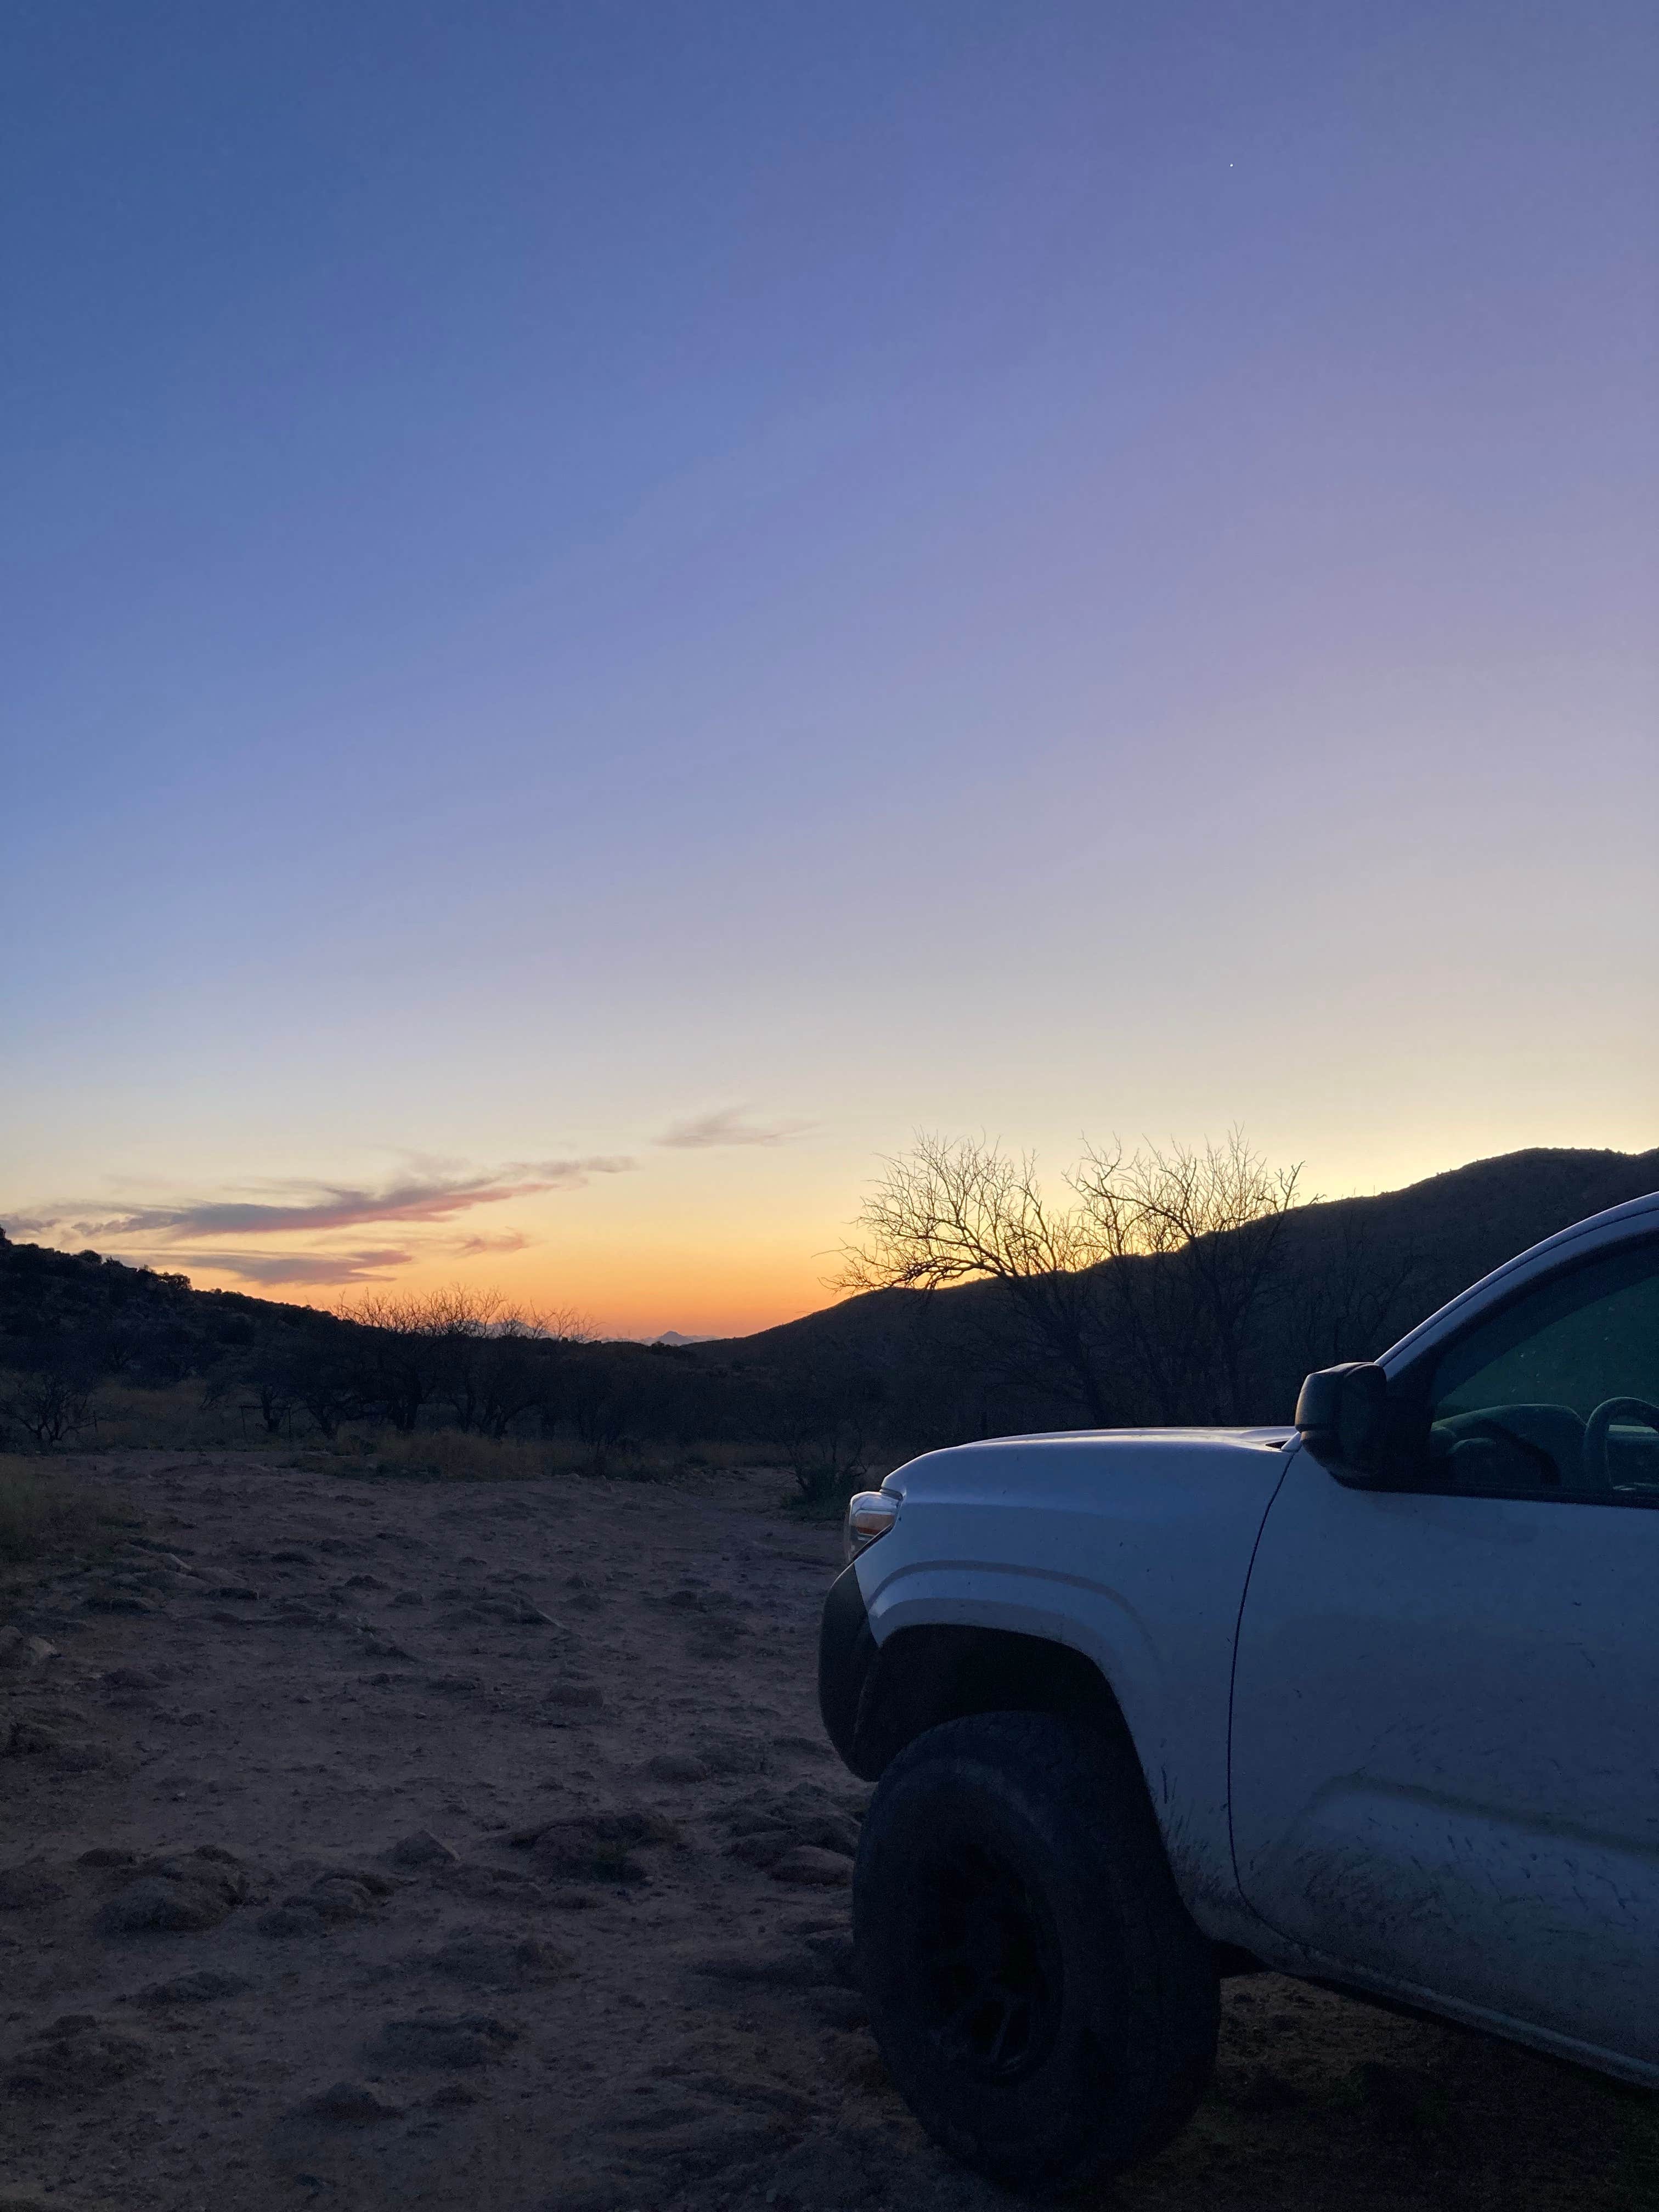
left=654, top=1329, right=713, bottom=1346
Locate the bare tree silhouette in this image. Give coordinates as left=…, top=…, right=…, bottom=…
left=1074, top=1130, right=1302, bottom=1420
left=832, top=1133, right=1119, bottom=1423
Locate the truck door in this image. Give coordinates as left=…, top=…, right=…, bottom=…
left=1228, top=1233, right=1659, bottom=2069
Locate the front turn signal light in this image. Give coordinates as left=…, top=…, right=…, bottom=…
left=844, top=1489, right=899, bottom=1564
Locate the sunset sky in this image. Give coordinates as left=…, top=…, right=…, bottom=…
left=4, top=2, right=1655, bottom=1339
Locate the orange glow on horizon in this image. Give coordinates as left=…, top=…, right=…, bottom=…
left=170, top=1239, right=841, bottom=1344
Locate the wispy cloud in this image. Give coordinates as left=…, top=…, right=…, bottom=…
left=9, top=1158, right=636, bottom=1247
left=125, top=1248, right=413, bottom=1287
left=449, top=1229, right=537, bottom=1257
left=658, top=1108, right=811, bottom=1150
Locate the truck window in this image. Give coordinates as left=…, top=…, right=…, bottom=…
left=1421, top=1238, right=1659, bottom=1501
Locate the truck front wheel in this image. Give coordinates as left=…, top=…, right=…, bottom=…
left=854, top=1711, right=1217, bottom=2193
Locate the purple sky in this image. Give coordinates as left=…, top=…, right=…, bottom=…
left=4, top=2, right=1655, bottom=1333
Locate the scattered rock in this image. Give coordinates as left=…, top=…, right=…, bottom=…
left=4, top=1720, right=64, bottom=1756
left=519, top=1810, right=682, bottom=1884
left=125, top=1967, right=253, bottom=2006
left=802, top=1930, right=857, bottom=1986
left=366, top=2013, right=521, bottom=2069
left=726, top=1829, right=797, bottom=1870
left=773, top=1732, right=833, bottom=1760
left=544, top=1680, right=603, bottom=1711
left=726, top=1800, right=860, bottom=1857
left=693, top=1731, right=770, bottom=1778
left=10, top=1725, right=104, bottom=1771
left=602, top=2111, right=791, bottom=2170
left=263, top=1864, right=396, bottom=1934
left=259, top=1904, right=326, bottom=1938
left=759, top=2122, right=902, bottom=2210
left=799, top=1810, right=862, bottom=1855
left=275, top=1596, right=329, bottom=1621
left=84, top=1593, right=157, bottom=1616
left=449, top=1596, right=560, bottom=1627
left=687, top=1615, right=748, bottom=1652
left=0, top=1862, right=64, bottom=1910
left=98, top=1850, right=250, bottom=1934
left=0, top=1628, right=57, bottom=1673
left=409, top=1931, right=573, bottom=1987
left=770, top=1846, right=854, bottom=1888
left=691, top=1948, right=827, bottom=1989
left=434, top=1861, right=549, bottom=1907
left=0, top=1444, right=952, bottom=2193
left=293, top=2079, right=405, bottom=2125
left=386, top=1829, right=460, bottom=1870
left=648, top=1752, right=711, bottom=1784
left=5, top=2016, right=151, bottom=2098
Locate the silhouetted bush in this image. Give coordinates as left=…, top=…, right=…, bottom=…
left=2, top=1142, right=1654, bottom=1463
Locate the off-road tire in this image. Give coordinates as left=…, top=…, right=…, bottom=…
left=853, top=1711, right=1218, bottom=2194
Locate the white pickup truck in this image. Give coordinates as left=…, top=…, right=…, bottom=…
left=818, top=1193, right=1659, bottom=2191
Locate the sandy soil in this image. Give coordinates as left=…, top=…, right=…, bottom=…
left=1, top=1453, right=1652, bottom=2212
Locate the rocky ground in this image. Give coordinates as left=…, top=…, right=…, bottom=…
left=1, top=1452, right=1653, bottom=2212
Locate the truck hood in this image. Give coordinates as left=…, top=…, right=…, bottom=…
left=880, top=1426, right=1294, bottom=1503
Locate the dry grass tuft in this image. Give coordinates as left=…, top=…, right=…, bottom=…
left=21, top=1379, right=800, bottom=1494
left=89, top=1381, right=283, bottom=1453
left=360, top=1431, right=698, bottom=1483
left=0, top=1455, right=116, bottom=1564
left=364, top=1431, right=572, bottom=1482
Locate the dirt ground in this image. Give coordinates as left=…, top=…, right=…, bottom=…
left=1, top=1452, right=1653, bottom=2212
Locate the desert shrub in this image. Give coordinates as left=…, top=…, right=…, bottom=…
left=363, top=1430, right=710, bottom=1484
left=88, top=1380, right=291, bottom=1453
left=0, top=1368, right=97, bottom=1449
left=740, top=1362, right=883, bottom=1510
left=367, top=1431, right=565, bottom=1482
left=0, top=1458, right=109, bottom=1563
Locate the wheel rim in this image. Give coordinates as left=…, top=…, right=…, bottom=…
left=906, top=1836, right=1063, bottom=2083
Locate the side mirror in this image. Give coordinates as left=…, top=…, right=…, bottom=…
left=1294, top=1362, right=1390, bottom=1482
